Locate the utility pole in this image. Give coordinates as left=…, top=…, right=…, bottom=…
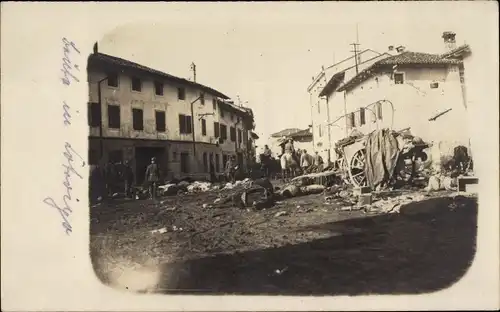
left=190, top=62, right=196, bottom=82
left=350, top=23, right=361, bottom=75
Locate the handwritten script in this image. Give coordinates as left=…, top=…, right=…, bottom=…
left=43, top=38, right=85, bottom=235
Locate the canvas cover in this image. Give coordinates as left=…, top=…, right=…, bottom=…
left=364, top=129, right=401, bottom=188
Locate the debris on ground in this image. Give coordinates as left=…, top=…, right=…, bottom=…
left=274, top=211, right=288, bottom=217
left=151, top=227, right=168, bottom=234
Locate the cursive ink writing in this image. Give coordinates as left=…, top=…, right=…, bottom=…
left=43, top=142, right=86, bottom=235
left=61, top=37, right=81, bottom=86
left=63, top=101, right=71, bottom=126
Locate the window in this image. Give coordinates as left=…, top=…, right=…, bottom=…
left=179, top=114, right=192, bottom=134
left=220, top=109, right=225, bottom=118
left=214, top=122, right=220, bottom=138
left=156, top=111, right=166, bottom=132
left=180, top=152, right=189, bottom=173
left=376, top=102, right=383, bottom=120
left=230, top=113, right=234, bottom=121
left=201, top=119, right=207, bottom=136
left=430, top=82, right=439, bottom=89
left=230, top=126, right=236, bottom=142
left=200, top=92, right=205, bottom=105
left=88, top=102, right=100, bottom=127
left=238, top=129, right=242, bottom=145
left=212, top=98, right=217, bottom=110
left=108, top=105, right=120, bottom=129
left=178, top=87, right=186, bottom=100
left=109, top=150, right=123, bottom=163
left=203, top=153, right=208, bottom=172
left=155, top=81, right=164, bottom=96
left=215, top=154, right=220, bottom=172
left=131, top=76, right=142, bottom=91
left=394, top=73, right=404, bottom=84
left=132, top=108, right=144, bottom=131
left=347, top=112, right=355, bottom=129
left=360, top=107, right=366, bottom=125
left=220, top=124, right=228, bottom=140
left=107, top=72, right=118, bottom=88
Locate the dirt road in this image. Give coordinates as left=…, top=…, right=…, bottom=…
left=90, top=189, right=477, bottom=295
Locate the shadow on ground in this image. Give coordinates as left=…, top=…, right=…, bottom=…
left=155, top=196, right=477, bottom=295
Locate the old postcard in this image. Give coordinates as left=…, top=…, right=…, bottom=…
left=1, top=1, right=499, bottom=311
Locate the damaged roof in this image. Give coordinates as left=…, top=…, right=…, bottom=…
left=270, top=128, right=302, bottom=138
left=289, top=128, right=312, bottom=139
left=376, top=51, right=462, bottom=66
left=337, top=51, right=463, bottom=92
left=87, top=52, right=231, bottom=100
left=441, top=44, right=471, bottom=59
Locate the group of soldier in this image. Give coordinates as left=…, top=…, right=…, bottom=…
left=89, top=157, right=161, bottom=202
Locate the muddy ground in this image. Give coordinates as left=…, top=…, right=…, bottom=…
left=90, top=186, right=477, bottom=296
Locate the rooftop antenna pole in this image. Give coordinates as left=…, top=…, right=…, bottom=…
left=350, top=24, right=361, bottom=75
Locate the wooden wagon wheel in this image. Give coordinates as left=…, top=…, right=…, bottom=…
left=348, top=149, right=368, bottom=187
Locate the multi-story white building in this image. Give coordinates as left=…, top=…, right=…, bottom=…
left=307, top=49, right=390, bottom=162
left=87, top=47, right=255, bottom=182
left=309, top=32, right=471, bottom=167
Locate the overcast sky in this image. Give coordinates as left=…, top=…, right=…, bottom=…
left=95, top=2, right=493, bottom=147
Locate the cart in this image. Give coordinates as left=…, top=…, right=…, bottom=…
left=335, top=129, right=429, bottom=188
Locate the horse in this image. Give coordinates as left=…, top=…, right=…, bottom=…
left=280, top=151, right=301, bottom=182
left=259, top=154, right=281, bottom=180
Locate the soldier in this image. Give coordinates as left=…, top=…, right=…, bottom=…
left=122, top=160, right=134, bottom=198
left=145, top=157, right=160, bottom=199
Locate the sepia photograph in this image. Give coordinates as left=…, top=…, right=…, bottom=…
left=87, top=12, right=481, bottom=296
left=2, top=2, right=498, bottom=310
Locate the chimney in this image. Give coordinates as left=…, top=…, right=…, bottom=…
left=93, top=42, right=98, bottom=54
left=388, top=45, right=394, bottom=51
left=442, top=31, right=457, bottom=52
left=395, top=45, right=406, bottom=53
left=190, top=62, right=196, bottom=82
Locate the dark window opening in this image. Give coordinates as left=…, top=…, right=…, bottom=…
left=394, top=73, right=404, bottom=84
left=220, top=124, right=228, bottom=140
left=88, top=102, right=101, bottom=127
left=156, top=111, right=166, bottom=132
left=220, top=109, right=225, bottom=118
left=200, top=92, right=205, bottom=105
left=214, top=122, right=220, bottom=138
left=155, top=81, right=164, bottom=96
left=180, top=152, right=189, bottom=173
left=178, top=87, right=186, bottom=100
left=108, top=105, right=120, bottom=129
left=131, top=76, right=142, bottom=91
left=212, top=98, right=217, bottom=110
left=203, top=153, right=208, bottom=172
left=430, top=82, right=439, bottom=89
left=132, top=108, right=144, bottom=131
left=230, top=126, right=236, bottom=142
left=201, top=119, right=207, bottom=136
left=347, top=112, right=355, bottom=128
left=360, top=107, right=366, bottom=125
left=179, top=114, right=192, bottom=134
left=107, top=73, right=118, bottom=88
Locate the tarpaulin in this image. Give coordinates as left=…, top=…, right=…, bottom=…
left=364, top=129, right=401, bottom=188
